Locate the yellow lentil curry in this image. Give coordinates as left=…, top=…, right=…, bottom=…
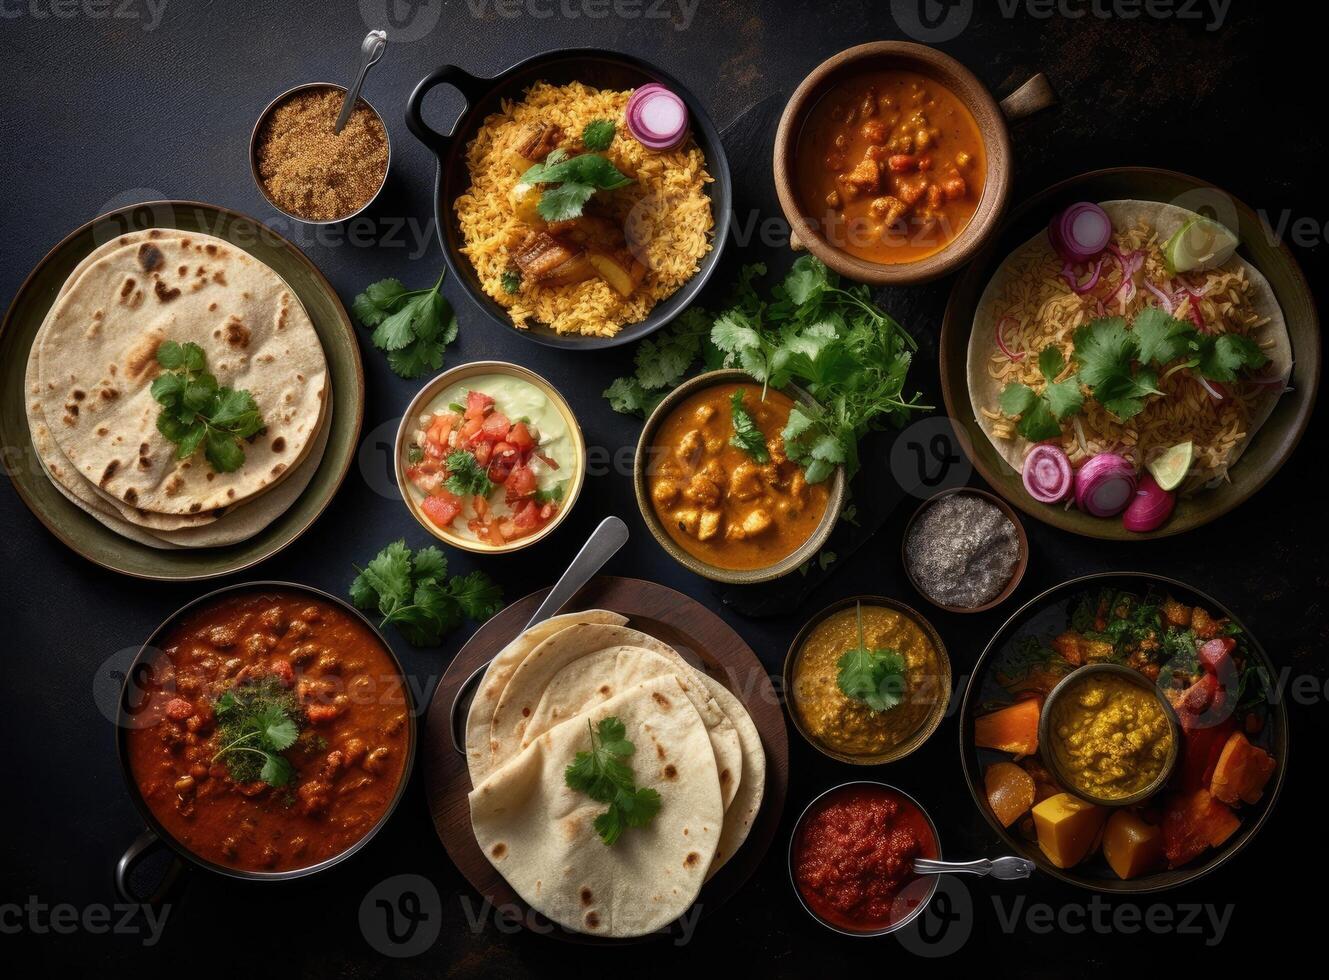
left=648, top=383, right=829, bottom=571
left=792, top=604, right=944, bottom=757
left=1049, top=673, right=1174, bottom=800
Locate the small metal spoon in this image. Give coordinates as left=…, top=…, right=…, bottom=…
left=448, top=516, right=630, bottom=755
left=335, top=29, right=387, bottom=134
left=913, top=856, right=1035, bottom=880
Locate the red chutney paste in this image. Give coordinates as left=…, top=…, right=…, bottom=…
left=792, top=784, right=939, bottom=931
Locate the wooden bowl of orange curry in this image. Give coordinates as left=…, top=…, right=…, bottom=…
left=634, top=369, right=845, bottom=584
left=774, top=42, right=1054, bottom=285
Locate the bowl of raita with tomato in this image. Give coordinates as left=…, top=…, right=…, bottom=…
left=396, top=362, right=585, bottom=553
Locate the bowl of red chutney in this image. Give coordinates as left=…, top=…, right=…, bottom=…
left=789, top=781, right=941, bottom=935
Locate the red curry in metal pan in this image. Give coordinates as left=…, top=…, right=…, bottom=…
left=125, top=590, right=410, bottom=873
left=796, top=68, right=987, bottom=264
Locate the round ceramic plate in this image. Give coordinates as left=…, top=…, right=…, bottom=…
left=939, top=167, right=1320, bottom=539
left=0, top=201, right=364, bottom=579
left=959, top=572, right=1287, bottom=893
left=424, top=576, right=789, bottom=944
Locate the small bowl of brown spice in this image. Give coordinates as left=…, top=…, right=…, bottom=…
left=902, top=488, right=1028, bottom=614
left=250, top=82, right=390, bottom=224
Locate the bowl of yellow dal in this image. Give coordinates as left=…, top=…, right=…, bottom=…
left=784, top=596, right=951, bottom=765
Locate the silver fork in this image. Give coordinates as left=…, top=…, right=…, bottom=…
left=913, top=856, right=1036, bottom=880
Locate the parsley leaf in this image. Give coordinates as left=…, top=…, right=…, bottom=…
left=728, top=388, right=770, bottom=463
left=211, top=676, right=303, bottom=788
left=1132, top=307, right=1194, bottom=366
left=352, top=270, right=459, bottom=379
left=835, top=603, right=908, bottom=713
left=565, top=717, right=661, bottom=845
left=606, top=257, right=928, bottom=483
left=520, top=152, right=634, bottom=222
left=349, top=539, right=503, bottom=647
left=443, top=450, right=493, bottom=498
left=999, top=345, right=1083, bottom=442
left=581, top=118, right=617, bottom=151
left=1072, top=317, right=1163, bottom=419
left=1194, top=332, right=1267, bottom=382
left=151, top=341, right=264, bottom=474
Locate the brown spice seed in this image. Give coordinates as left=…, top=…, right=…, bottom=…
left=255, top=87, right=388, bottom=221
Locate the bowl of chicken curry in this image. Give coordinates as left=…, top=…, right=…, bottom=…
left=635, top=369, right=846, bottom=583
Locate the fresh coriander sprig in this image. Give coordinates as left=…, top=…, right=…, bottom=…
left=211, top=677, right=302, bottom=787
left=581, top=119, right=617, bottom=152
left=352, top=270, right=459, bottom=379
left=564, top=716, right=662, bottom=845
left=999, top=345, right=1085, bottom=441
left=728, top=388, right=770, bottom=463
left=151, top=340, right=265, bottom=474
left=349, top=539, right=503, bottom=647
left=835, top=603, right=908, bottom=713
left=519, top=149, right=634, bottom=223
left=443, top=449, right=494, bottom=498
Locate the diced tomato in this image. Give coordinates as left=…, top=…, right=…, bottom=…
left=472, top=441, right=493, bottom=466
left=505, top=463, right=537, bottom=502
left=512, top=500, right=541, bottom=528
left=488, top=456, right=514, bottom=485
left=481, top=412, right=511, bottom=441
left=425, top=413, right=457, bottom=455
left=459, top=417, right=484, bottom=445
left=465, top=390, right=494, bottom=420
left=421, top=492, right=462, bottom=529
left=508, top=422, right=536, bottom=450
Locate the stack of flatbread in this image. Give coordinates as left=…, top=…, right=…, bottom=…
left=24, top=230, right=330, bottom=549
left=465, top=611, right=766, bottom=938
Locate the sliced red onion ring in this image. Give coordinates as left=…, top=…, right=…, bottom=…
left=1061, top=256, right=1106, bottom=294
left=1143, top=279, right=1174, bottom=313
left=995, top=316, right=1025, bottom=361
left=1023, top=444, right=1073, bottom=503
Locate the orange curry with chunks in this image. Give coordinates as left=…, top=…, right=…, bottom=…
left=972, top=588, right=1276, bottom=879
left=125, top=591, right=410, bottom=873
left=796, top=69, right=986, bottom=264
left=647, top=383, right=829, bottom=571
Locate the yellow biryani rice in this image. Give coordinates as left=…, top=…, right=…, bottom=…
left=454, top=81, right=714, bottom=337
left=983, top=218, right=1275, bottom=492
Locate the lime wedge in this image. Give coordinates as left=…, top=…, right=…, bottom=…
left=1148, top=442, right=1194, bottom=491
left=1163, top=216, right=1238, bottom=274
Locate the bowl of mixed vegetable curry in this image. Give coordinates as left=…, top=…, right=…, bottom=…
left=960, top=573, right=1284, bottom=893
left=775, top=41, right=1045, bottom=285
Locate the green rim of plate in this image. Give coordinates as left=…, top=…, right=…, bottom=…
left=0, top=201, right=364, bottom=579
left=940, top=167, right=1321, bottom=540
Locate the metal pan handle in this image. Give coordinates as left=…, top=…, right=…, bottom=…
left=405, top=64, right=490, bottom=155
left=449, top=516, right=630, bottom=757
left=114, top=828, right=185, bottom=907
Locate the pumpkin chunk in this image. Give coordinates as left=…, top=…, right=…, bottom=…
left=985, top=762, right=1036, bottom=828
left=973, top=699, right=1040, bottom=758
left=1161, top=789, right=1240, bottom=868
left=1102, top=810, right=1164, bottom=880
left=1209, top=732, right=1275, bottom=805
left=1032, top=793, right=1106, bottom=869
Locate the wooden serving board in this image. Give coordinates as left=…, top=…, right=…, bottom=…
left=423, top=576, right=789, bottom=943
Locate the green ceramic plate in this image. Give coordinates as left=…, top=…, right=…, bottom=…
left=0, top=202, right=364, bottom=579
left=940, top=168, right=1320, bottom=540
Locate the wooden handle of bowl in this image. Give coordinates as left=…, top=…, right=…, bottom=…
left=999, top=73, right=1056, bottom=122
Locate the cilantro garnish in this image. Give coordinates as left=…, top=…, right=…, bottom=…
left=729, top=388, right=770, bottom=463
left=500, top=269, right=522, bottom=295
left=212, top=676, right=302, bottom=787
left=519, top=149, right=634, bottom=222
left=151, top=341, right=265, bottom=474
left=349, top=539, right=503, bottom=647
left=604, top=257, right=928, bottom=483
left=352, top=270, right=459, bottom=379
left=835, top=603, right=908, bottom=713
left=443, top=450, right=493, bottom=499
left=999, top=345, right=1085, bottom=441
left=564, top=717, right=662, bottom=845
left=581, top=119, right=617, bottom=152
left=534, top=482, right=565, bottom=505
left=1071, top=317, right=1163, bottom=420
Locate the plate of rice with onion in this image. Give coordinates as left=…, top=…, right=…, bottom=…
left=966, top=199, right=1295, bottom=536
left=453, top=80, right=715, bottom=339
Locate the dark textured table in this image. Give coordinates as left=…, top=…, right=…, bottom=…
left=2, top=1, right=1323, bottom=975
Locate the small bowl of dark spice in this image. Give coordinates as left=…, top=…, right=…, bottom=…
left=250, top=82, right=390, bottom=224
left=903, top=488, right=1027, bottom=614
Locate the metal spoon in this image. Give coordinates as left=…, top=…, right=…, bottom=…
left=913, top=856, right=1035, bottom=880
left=448, top=516, right=630, bottom=755
left=334, top=29, right=387, bottom=134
